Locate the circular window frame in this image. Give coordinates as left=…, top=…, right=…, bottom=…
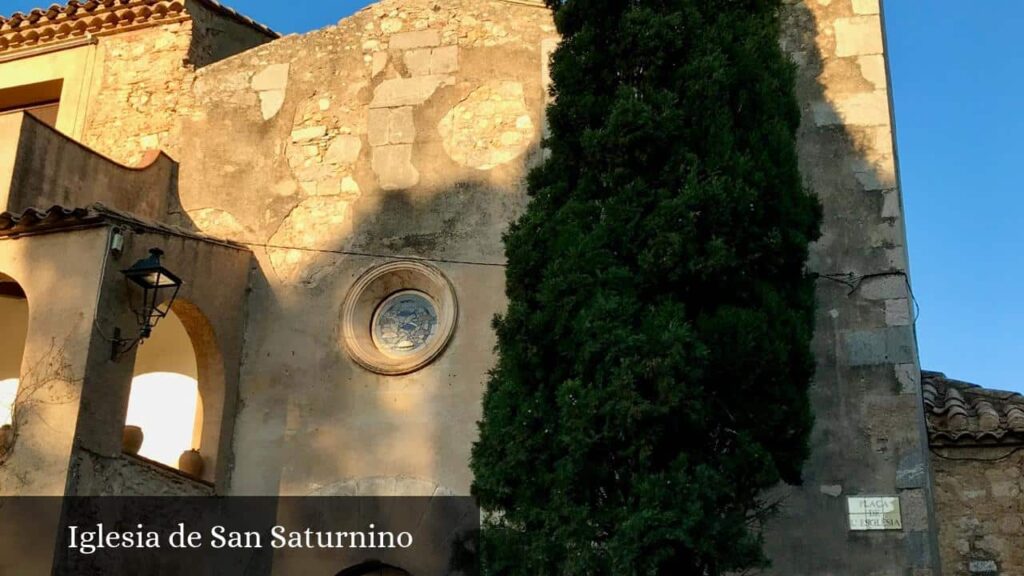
left=341, top=261, right=457, bottom=375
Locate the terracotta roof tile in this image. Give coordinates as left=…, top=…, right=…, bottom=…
left=923, top=371, right=1024, bottom=445
left=0, top=203, right=247, bottom=249
left=0, top=0, right=276, bottom=54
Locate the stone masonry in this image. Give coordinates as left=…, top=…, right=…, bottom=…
left=0, top=0, right=986, bottom=574
left=933, top=447, right=1024, bottom=576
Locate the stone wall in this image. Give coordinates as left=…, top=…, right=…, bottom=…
left=0, top=0, right=963, bottom=571
left=81, top=21, right=197, bottom=167
left=2, top=113, right=177, bottom=219
left=932, top=445, right=1024, bottom=576
left=761, top=0, right=943, bottom=573
left=171, top=0, right=558, bottom=497
left=70, top=450, right=213, bottom=496
left=77, top=6, right=272, bottom=167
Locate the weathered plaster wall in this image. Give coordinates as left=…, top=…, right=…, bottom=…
left=170, top=0, right=556, bottom=496
left=932, top=446, right=1024, bottom=576
left=71, top=450, right=213, bottom=496
left=0, top=227, right=108, bottom=496
left=762, top=0, right=942, bottom=573
left=2, top=113, right=177, bottom=219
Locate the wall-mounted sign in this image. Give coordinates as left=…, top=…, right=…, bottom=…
left=847, top=496, right=902, bottom=531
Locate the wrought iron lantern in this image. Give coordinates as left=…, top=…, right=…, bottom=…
left=121, top=248, right=182, bottom=340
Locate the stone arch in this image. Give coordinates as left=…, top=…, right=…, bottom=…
left=169, top=298, right=226, bottom=484
left=125, top=297, right=226, bottom=483
left=0, top=272, right=29, bottom=436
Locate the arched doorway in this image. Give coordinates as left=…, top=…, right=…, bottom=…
left=0, top=273, right=28, bottom=430
left=336, top=561, right=411, bottom=576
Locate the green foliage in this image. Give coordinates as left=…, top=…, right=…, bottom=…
left=470, top=0, right=822, bottom=574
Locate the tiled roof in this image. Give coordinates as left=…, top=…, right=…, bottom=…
left=0, top=205, right=102, bottom=234
left=0, top=203, right=247, bottom=249
left=923, top=371, right=1024, bottom=445
left=0, top=0, right=277, bottom=54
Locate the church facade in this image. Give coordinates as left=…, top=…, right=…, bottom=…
left=0, top=0, right=1019, bottom=574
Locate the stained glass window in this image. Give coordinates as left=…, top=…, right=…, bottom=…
left=372, top=291, right=439, bottom=356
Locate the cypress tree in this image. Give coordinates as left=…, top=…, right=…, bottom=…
left=471, top=0, right=822, bottom=573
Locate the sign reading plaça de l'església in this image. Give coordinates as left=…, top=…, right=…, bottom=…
left=847, top=496, right=902, bottom=531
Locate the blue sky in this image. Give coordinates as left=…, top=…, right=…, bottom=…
left=4, top=0, right=1020, bottom=392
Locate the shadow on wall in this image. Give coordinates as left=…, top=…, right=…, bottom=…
left=155, top=0, right=937, bottom=572
left=761, top=1, right=940, bottom=575
left=211, top=137, right=542, bottom=497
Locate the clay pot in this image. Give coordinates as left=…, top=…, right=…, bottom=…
left=122, top=425, right=144, bottom=455
left=178, top=449, right=204, bottom=477
left=0, top=424, right=13, bottom=456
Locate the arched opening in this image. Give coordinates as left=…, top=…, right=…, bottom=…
left=126, top=308, right=202, bottom=469
left=123, top=298, right=226, bottom=483
left=336, top=561, right=411, bottom=576
left=0, top=272, right=28, bottom=431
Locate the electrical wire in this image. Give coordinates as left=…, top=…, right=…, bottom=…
left=814, top=270, right=921, bottom=322
left=240, top=241, right=509, bottom=268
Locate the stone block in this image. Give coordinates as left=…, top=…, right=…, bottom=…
left=896, top=450, right=926, bottom=489
left=324, top=135, right=362, bottom=165
left=371, top=144, right=420, bottom=190
left=881, top=189, right=901, bottom=218
left=832, top=91, right=890, bottom=127
left=900, top=490, right=931, bottom=531
left=404, top=48, right=433, bottom=76
left=430, top=46, right=459, bottom=74
left=258, top=90, right=285, bottom=120
left=895, top=363, right=919, bottom=394
left=841, top=326, right=916, bottom=366
left=389, top=30, right=441, bottom=50
left=251, top=63, right=289, bottom=91
left=852, top=0, right=880, bottom=15
left=368, top=108, right=391, bottom=146
left=381, top=17, right=403, bottom=34
left=850, top=156, right=895, bottom=190
left=368, top=107, right=416, bottom=146
left=291, top=126, right=327, bottom=142
left=340, top=176, right=360, bottom=197
left=885, top=298, right=911, bottom=326
left=388, top=106, right=416, bottom=144
left=860, top=274, right=907, bottom=300
left=858, top=55, right=888, bottom=89
left=369, top=75, right=454, bottom=108
left=834, top=16, right=884, bottom=57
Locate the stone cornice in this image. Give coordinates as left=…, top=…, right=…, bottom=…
left=0, top=0, right=277, bottom=55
